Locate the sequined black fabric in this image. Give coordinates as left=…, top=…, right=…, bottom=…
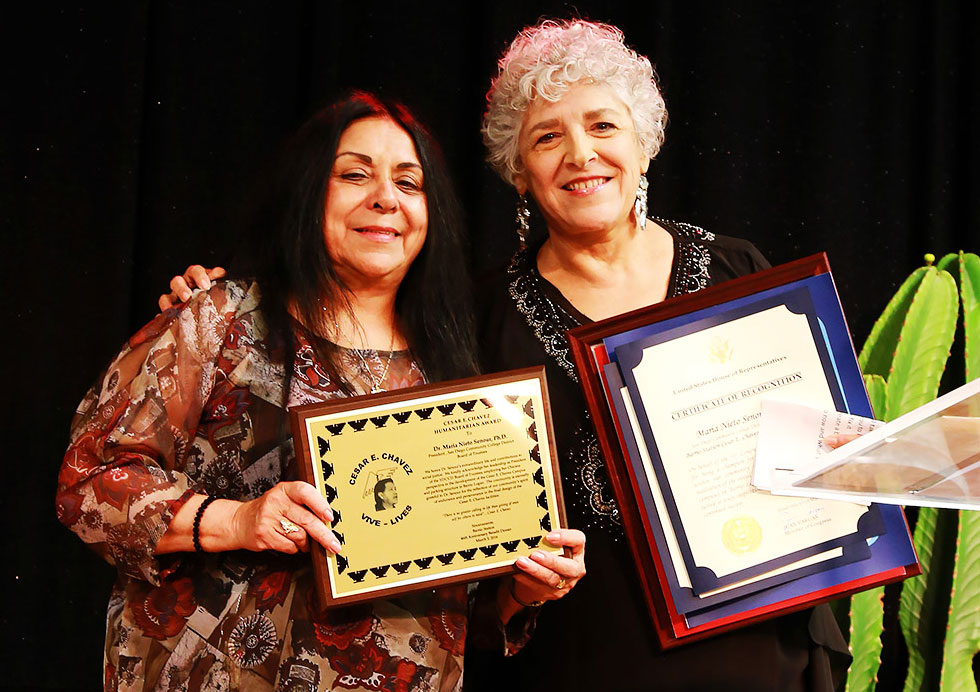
left=505, top=219, right=720, bottom=534
left=468, top=220, right=845, bottom=692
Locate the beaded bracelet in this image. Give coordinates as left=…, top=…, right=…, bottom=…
left=508, top=578, right=545, bottom=608
left=192, top=496, right=218, bottom=553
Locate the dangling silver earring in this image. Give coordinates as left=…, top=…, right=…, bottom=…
left=634, top=175, right=649, bottom=230
left=516, top=194, right=531, bottom=249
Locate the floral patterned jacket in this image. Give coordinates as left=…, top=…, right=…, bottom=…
left=57, top=280, right=524, bottom=692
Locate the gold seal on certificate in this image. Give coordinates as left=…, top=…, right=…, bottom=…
left=290, top=367, right=567, bottom=607
left=721, top=516, right=762, bottom=555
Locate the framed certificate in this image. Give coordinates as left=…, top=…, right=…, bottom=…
left=568, top=254, right=919, bottom=648
left=290, top=367, right=567, bottom=607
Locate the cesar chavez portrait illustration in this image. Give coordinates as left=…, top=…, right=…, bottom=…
left=374, top=478, right=399, bottom=511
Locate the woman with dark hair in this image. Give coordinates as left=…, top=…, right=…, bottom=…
left=57, top=91, right=585, bottom=692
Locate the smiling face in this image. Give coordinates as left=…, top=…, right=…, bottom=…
left=324, top=116, right=428, bottom=291
left=515, top=82, right=649, bottom=240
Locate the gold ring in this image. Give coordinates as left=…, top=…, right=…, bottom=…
left=279, top=518, right=301, bottom=534
left=555, top=577, right=567, bottom=590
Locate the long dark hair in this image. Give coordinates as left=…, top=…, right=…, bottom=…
left=235, top=91, right=479, bottom=397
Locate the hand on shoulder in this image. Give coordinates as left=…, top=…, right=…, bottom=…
left=158, top=265, right=227, bottom=311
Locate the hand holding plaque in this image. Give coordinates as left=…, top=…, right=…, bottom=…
left=291, top=367, right=569, bottom=607
left=511, top=526, right=586, bottom=602
left=229, top=480, right=341, bottom=555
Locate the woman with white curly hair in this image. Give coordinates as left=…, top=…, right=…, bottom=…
left=468, top=18, right=850, bottom=692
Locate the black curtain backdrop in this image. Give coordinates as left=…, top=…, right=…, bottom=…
left=4, top=2, right=978, bottom=690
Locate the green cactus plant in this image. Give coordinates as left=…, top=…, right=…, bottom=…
left=941, top=510, right=980, bottom=692
left=846, top=257, right=957, bottom=691
left=937, top=252, right=980, bottom=692
left=842, top=252, right=980, bottom=692
left=846, top=586, right=887, bottom=692
left=899, top=505, right=950, bottom=692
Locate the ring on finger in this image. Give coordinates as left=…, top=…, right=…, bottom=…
left=555, top=577, right=567, bottom=590
left=279, top=518, right=301, bottom=535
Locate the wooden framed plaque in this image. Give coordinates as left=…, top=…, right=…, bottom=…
left=290, top=366, right=567, bottom=607
left=567, top=253, right=919, bottom=648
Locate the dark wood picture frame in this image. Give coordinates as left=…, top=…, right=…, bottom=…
left=567, top=253, right=919, bottom=648
left=290, top=366, right=568, bottom=608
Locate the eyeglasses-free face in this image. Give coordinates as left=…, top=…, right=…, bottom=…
left=516, top=82, right=649, bottom=242
left=323, top=116, right=428, bottom=293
